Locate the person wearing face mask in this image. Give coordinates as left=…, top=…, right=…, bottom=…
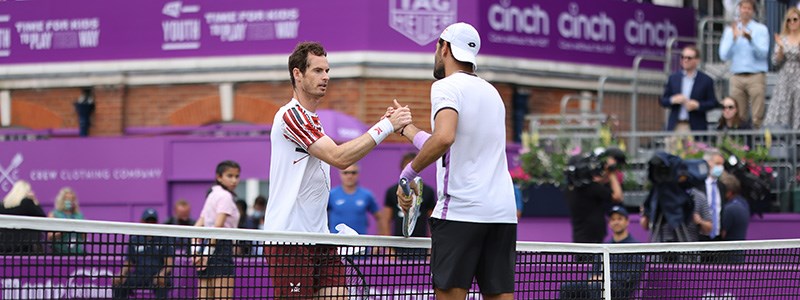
left=250, top=195, right=267, bottom=230
left=698, top=151, right=728, bottom=241
left=48, top=187, right=86, bottom=255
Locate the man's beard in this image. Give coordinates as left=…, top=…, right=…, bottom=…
left=433, top=63, right=445, bottom=80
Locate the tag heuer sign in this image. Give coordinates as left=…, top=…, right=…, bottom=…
left=389, top=0, right=458, bottom=46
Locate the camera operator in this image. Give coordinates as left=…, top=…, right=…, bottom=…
left=565, top=151, right=624, bottom=244
left=641, top=152, right=714, bottom=243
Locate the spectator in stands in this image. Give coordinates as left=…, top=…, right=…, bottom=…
left=0, top=180, right=46, bottom=254
left=699, top=151, right=726, bottom=241
left=234, top=199, right=256, bottom=255
left=380, top=152, right=435, bottom=260
left=235, top=199, right=257, bottom=230
left=764, top=7, right=800, bottom=130
left=565, top=154, right=623, bottom=244
left=661, top=45, right=718, bottom=132
left=193, top=160, right=241, bottom=299
left=328, top=164, right=381, bottom=235
left=719, top=0, right=770, bottom=128
left=164, top=199, right=195, bottom=254
left=112, top=208, right=174, bottom=300
left=164, top=199, right=195, bottom=226
left=251, top=195, right=267, bottom=230
left=559, top=205, right=644, bottom=300
left=716, top=97, right=753, bottom=130
left=47, top=187, right=86, bottom=255
left=719, top=172, right=750, bottom=241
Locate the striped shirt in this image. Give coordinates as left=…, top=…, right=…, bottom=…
left=264, top=98, right=332, bottom=233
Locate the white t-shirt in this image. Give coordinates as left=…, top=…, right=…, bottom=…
left=264, top=98, right=332, bottom=233
left=429, top=72, right=517, bottom=224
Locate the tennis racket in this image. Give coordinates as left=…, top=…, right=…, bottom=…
left=343, top=255, right=370, bottom=299
left=399, top=177, right=423, bottom=238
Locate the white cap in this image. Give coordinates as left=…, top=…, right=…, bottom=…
left=440, top=22, right=480, bottom=69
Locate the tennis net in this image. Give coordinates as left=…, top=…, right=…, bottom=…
left=1, top=214, right=799, bottom=299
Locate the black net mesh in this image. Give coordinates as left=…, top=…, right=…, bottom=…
left=1, top=217, right=800, bottom=299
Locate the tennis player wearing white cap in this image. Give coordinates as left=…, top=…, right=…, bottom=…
left=394, top=22, right=517, bottom=300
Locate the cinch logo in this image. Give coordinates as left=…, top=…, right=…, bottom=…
left=0, top=153, right=23, bottom=192
left=624, top=10, right=678, bottom=47
left=558, top=2, right=615, bottom=42
left=389, top=0, right=457, bottom=46
left=488, top=0, right=549, bottom=35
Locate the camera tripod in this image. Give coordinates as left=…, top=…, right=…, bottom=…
left=649, top=213, right=692, bottom=243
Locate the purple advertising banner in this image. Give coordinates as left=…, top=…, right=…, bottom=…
left=0, top=138, right=167, bottom=221
left=479, top=0, right=695, bottom=67
left=0, top=0, right=693, bottom=69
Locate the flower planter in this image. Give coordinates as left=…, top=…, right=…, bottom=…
left=521, top=184, right=570, bottom=217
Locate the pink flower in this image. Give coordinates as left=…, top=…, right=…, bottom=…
left=510, top=166, right=530, bottom=181
left=570, top=146, right=582, bottom=156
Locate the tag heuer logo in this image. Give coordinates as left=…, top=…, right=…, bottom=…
left=389, top=0, right=458, bottom=46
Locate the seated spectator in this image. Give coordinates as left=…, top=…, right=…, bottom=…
left=234, top=199, right=257, bottom=255
left=560, top=206, right=645, bottom=300
left=112, top=209, right=174, bottom=300
left=716, top=97, right=752, bottom=131
left=0, top=180, right=46, bottom=254
left=164, top=199, right=195, bottom=226
left=251, top=195, right=267, bottom=230
left=164, top=199, right=195, bottom=254
left=47, top=187, right=86, bottom=255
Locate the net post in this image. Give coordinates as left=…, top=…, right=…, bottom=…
left=602, top=249, right=611, bottom=300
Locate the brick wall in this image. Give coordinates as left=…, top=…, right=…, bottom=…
left=4, top=79, right=586, bottom=141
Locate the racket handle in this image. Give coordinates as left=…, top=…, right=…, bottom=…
left=399, top=178, right=411, bottom=196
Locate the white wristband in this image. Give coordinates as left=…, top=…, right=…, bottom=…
left=367, top=118, right=393, bottom=144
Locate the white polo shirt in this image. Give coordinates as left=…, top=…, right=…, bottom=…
left=264, top=98, right=331, bottom=233
left=429, top=72, right=517, bottom=224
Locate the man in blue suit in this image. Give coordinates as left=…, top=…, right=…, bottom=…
left=660, top=45, right=718, bottom=132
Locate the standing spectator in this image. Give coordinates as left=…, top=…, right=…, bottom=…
left=251, top=195, right=267, bottom=230
left=764, top=7, right=800, bottom=130
left=48, top=187, right=86, bottom=255
left=559, top=206, right=644, bottom=300
left=719, top=172, right=750, bottom=241
left=0, top=180, right=46, bottom=254
left=328, top=164, right=381, bottom=235
left=717, top=97, right=753, bottom=130
left=698, top=151, right=727, bottom=242
left=263, top=41, right=410, bottom=298
left=112, top=208, right=174, bottom=300
left=193, top=161, right=241, bottom=299
left=661, top=45, right=718, bottom=132
left=164, top=199, right=195, bottom=226
left=719, top=0, right=770, bottom=128
left=380, top=152, right=436, bottom=260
